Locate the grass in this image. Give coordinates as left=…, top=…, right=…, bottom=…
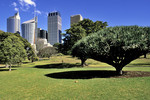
left=0, top=55, right=150, bottom=100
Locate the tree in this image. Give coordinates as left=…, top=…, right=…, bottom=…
left=37, top=46, right=57, bottom=58
left=63, top=19, right=108, bottom=54
left=0, top=32, right=37, bottom=62
left=63, top=25, right=86, bottom=54
left=71, top=26, right=150, bottom=75
left=14, top=33, right=37, bottom=62
left=53, top=43, right=63, bottom=53
left=0, top=35, right=27, bottom=71
left=0, top=30, right=3, bottom=33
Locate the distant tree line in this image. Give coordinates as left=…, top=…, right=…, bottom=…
left=58, top=19, right=108, bottom=54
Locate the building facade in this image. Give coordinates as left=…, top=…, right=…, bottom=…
left=70, top=14, right=83, bottom=25
left=48, top=11, right=62, bottom=45
left=37, top=28, right=48, bottom=40
left=21, top=17, right=37, bottom=45
left=7, top=12, right=20, bottom=33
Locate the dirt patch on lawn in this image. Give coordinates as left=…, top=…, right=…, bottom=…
left=113, top=71, right=150, bottom=78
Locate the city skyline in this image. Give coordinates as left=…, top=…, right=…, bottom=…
left=0, top=0, right=150, bottom=33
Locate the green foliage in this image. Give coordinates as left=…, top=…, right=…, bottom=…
left=0, top=32, right=37, bottom=62
left=14, top=33, right=37, bottom=62
left=0, top=30, right=3, bottom=33
left=63, top=19, right=108, bottom=54
left=0, top=35, right=27, bottom=70
left=71, top=26, right=150, bottom=74
left=37, top=47, right=57, bottom=58
left=32, top=56, right=39, bottom=62
left=53, top=43, right=63, bottom=53
left=63, top=25, right=86, bottom=54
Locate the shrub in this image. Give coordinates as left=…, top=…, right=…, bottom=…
left=37, top=47, right=57, bottom=58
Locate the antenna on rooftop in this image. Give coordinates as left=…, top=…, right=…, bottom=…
left=33, top=7, right=37, bottom=44
left=34, top=7, right=36, bottom=20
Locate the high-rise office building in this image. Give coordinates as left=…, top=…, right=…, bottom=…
left=21, top=17, right=37, bottom=45
left=7, top=12, right=20, bottom=33
left=70, top=14, right=83, bottom=25
left=37, top=28, right=48, bottom=40
left=48, top=11, right=62, bottom=45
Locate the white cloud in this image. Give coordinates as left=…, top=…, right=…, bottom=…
left=35, top=10, right=41, bottom=15
left=14, top=8, right=19, bottom=12
left=12, top=2, right=17, bottom=7
left=18, top=0, right=36, bottom=11
left=19, top=0, right=36, bottom=7
left=11, top=0, right=39, bottom=12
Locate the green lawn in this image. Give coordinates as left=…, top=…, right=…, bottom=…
left=0, top=55, right=150, bottom=100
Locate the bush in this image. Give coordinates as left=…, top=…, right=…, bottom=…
left=37, top=47, right=57, bottom=58
left=32, top=57, right=39, bottom=62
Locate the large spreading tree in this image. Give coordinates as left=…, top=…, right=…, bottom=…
left=0, top=32, right=37, bottom=62
left=63, top=19, right=108, bottom=54
left=0, top=32, right=37, bottom=71
left=71, top=26, right=150, bottom=75
left=0, top=35, right=27, bottom=71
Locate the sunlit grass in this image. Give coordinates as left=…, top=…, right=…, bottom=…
left=0, top=55, right=150, bottom=99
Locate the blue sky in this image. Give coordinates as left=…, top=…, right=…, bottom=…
left=0, top=0, right=150, bottom=33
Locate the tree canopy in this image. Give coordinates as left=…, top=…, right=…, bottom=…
left=37, top=46, right=57, bottom=58
left=71, top=26, right=150, bottom=75
left=63, top=19, right=108, bottom=54
left=0, top=35, right=27, bottom=71
left=0, top=32, right=36, bottom=62
left=0, top=32, right=37, bottom=71
left=14, top=33, right=37, bottom=62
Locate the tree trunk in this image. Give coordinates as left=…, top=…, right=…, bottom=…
left=81, top=59, right=87, bottom=67
left=9, top=65, right=11, bottom=71
left=115, top=67, right=123, bottom=75
left=144, top=54, right=147, bottom=58
left=5, top=64, right=8, bottom=68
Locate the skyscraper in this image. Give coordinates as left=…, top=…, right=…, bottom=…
left=70, top=14, right=83, bottom=25
left=7, top=12, right=20, bottom=33
left=21, top=17, right=37, bottom=45
left=37, top=28, right=47, bottom=39
left=48, top=11, right=62, bottom=45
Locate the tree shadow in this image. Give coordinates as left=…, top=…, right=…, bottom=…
left=35, top=63, right=81, bottom=69
left=22, top=62, right=31, bottom=64
left=0, top=69, right=16, bottom=72
left=0, top=66, right=5, bottom=68
left=45, top=70, right=122, bottom=79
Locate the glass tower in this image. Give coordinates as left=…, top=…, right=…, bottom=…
left=21, top=17, right=37, bottom=45
left=7, top=12, right=20, bottom=33
left=48, top=11, right=62, bottom=45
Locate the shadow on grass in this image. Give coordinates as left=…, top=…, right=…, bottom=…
left=35, top=63, right=81, bottom=69
left=45, top=70, right=120, bottom=79
left=22, top=62, right=31, bottom=64
left=0, top=69, right=16, bottom=72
